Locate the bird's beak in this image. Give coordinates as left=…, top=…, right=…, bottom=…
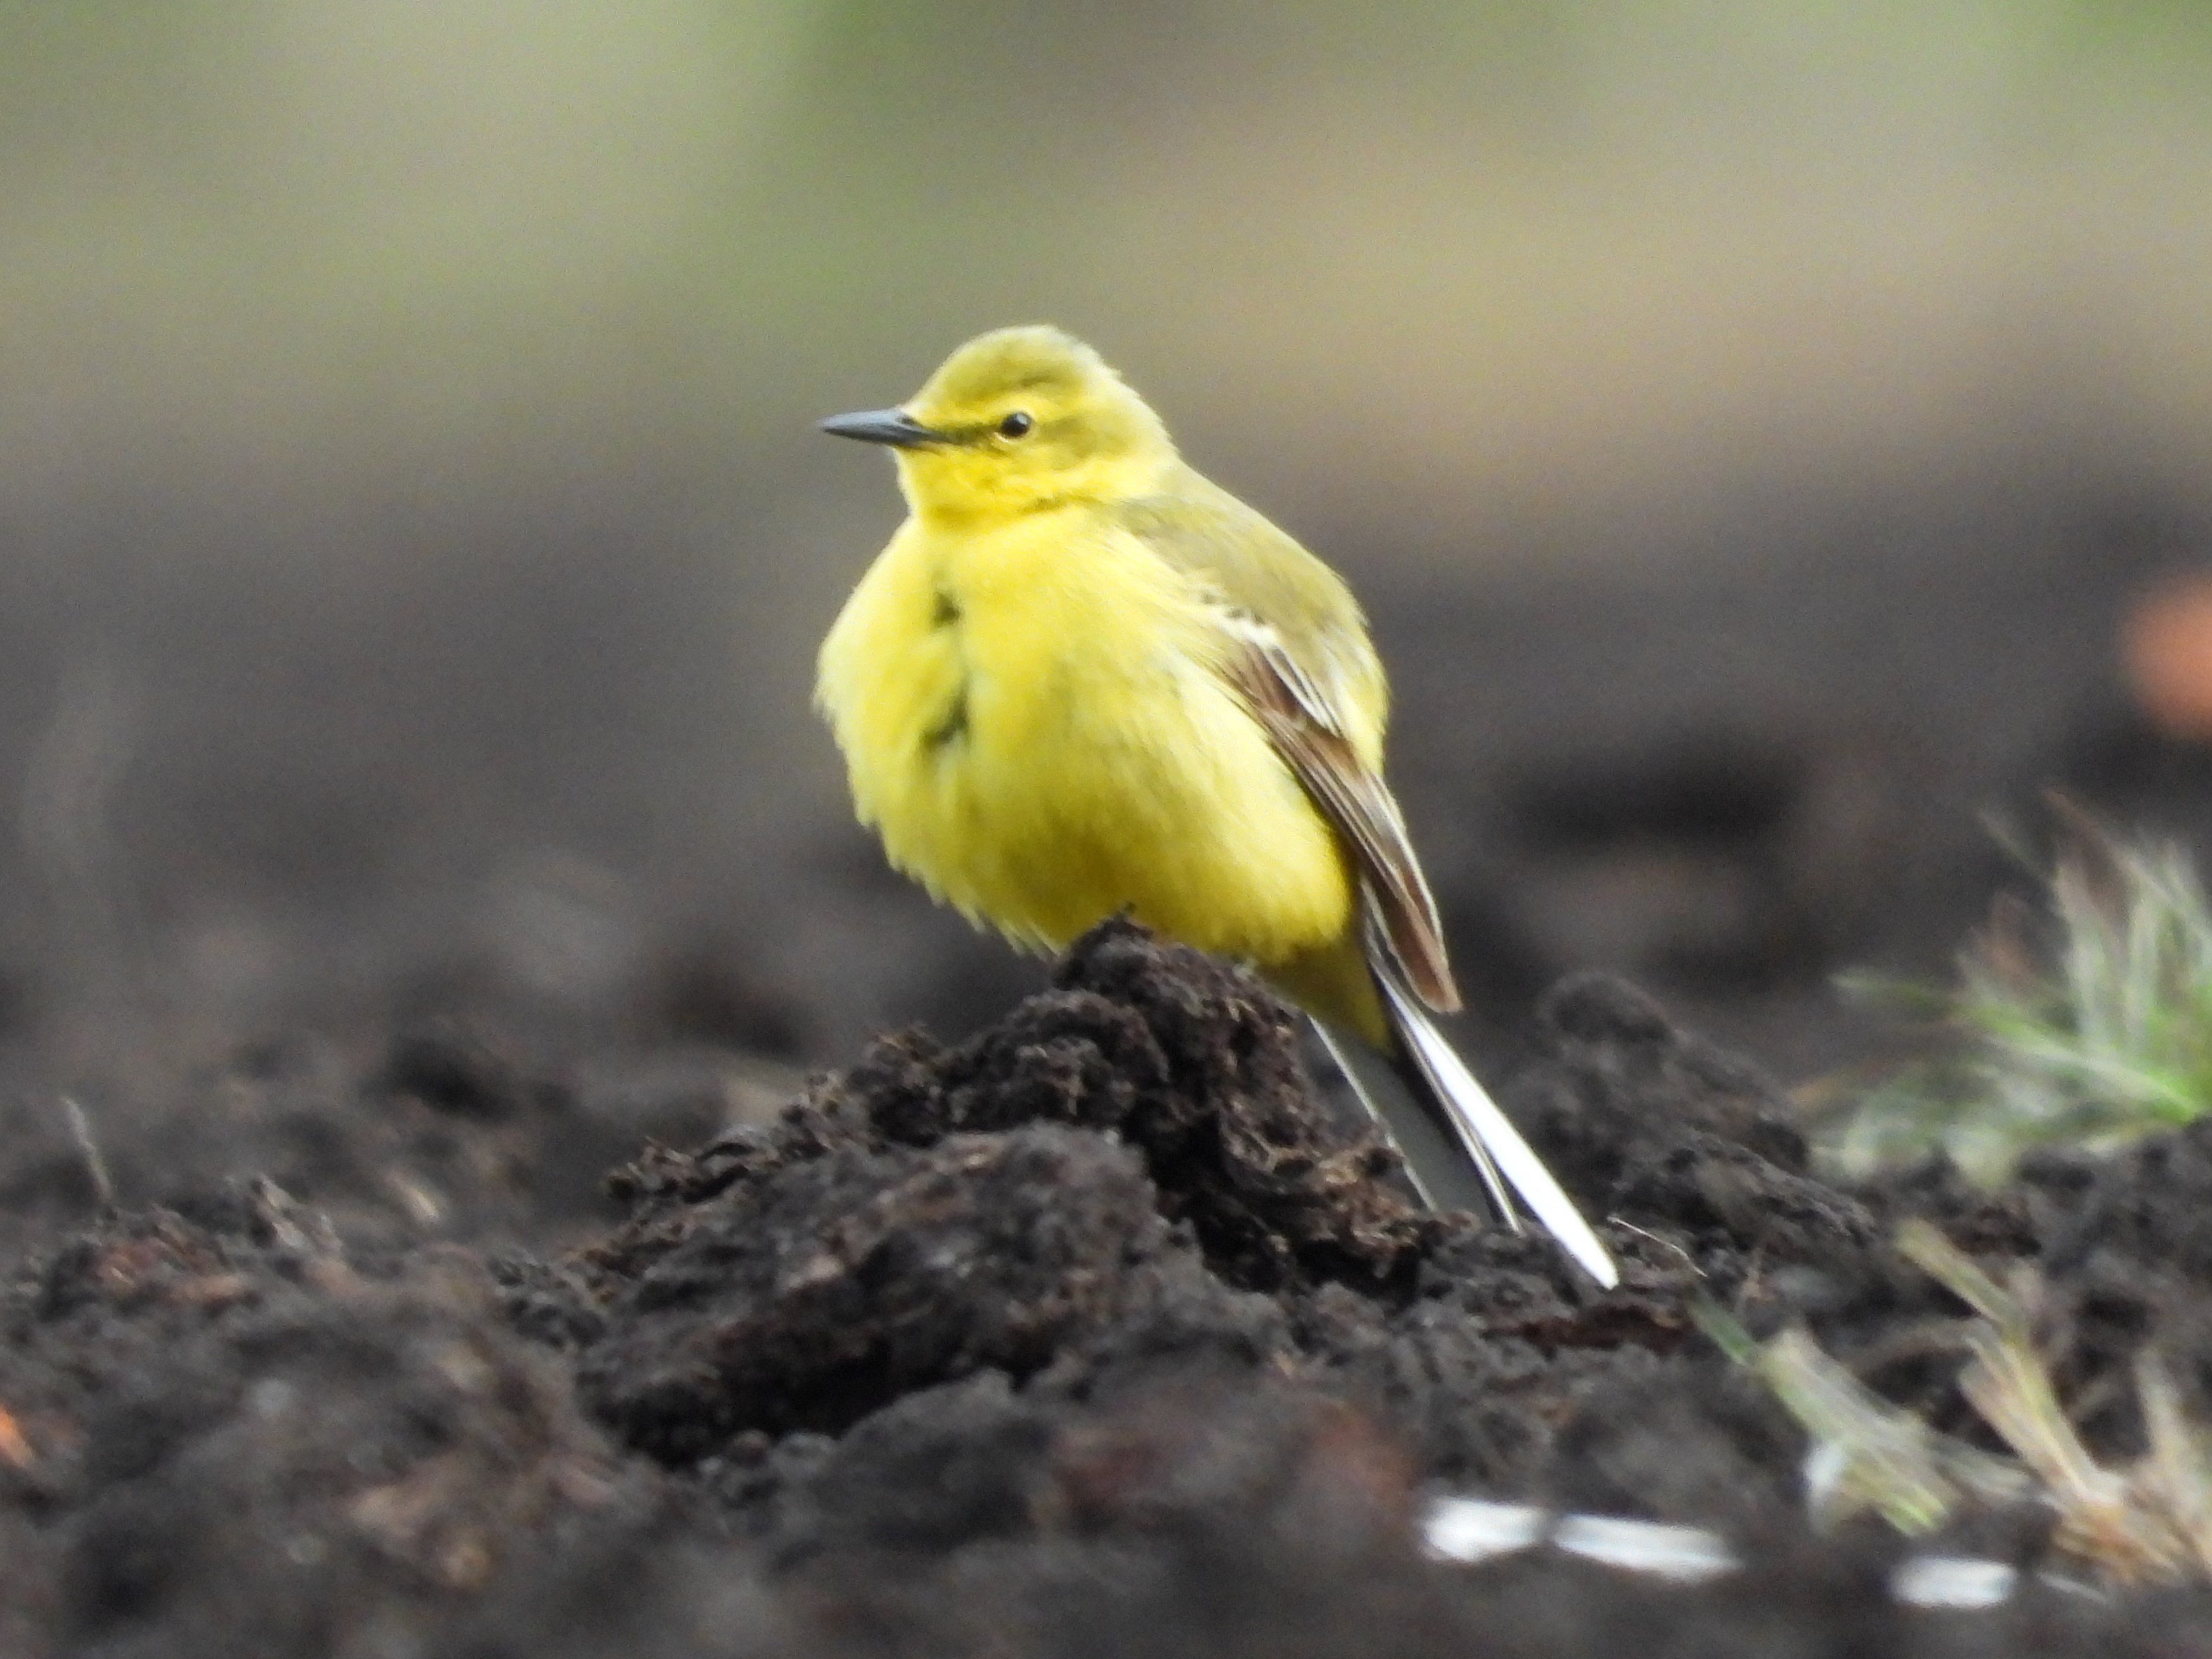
left=817, top=408, right=946, bottom=448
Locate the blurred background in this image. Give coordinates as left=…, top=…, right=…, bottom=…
left=6, top=0, right=2212, bottom=1109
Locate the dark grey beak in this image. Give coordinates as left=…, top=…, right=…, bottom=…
left=818, top=408, right=944, bottom=448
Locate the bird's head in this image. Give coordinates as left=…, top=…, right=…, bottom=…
left=820, top=325, right=1176, bottom=518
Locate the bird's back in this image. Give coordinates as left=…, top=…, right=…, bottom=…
left=1114, top=463, right=1390, bottom=770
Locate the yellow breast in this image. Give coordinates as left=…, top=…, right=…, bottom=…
left=816, top=505, right=1356, bottom=966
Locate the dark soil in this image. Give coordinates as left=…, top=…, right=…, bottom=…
left=4, top=916, right=2211, bottom=1655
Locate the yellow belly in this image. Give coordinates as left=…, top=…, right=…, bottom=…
left=816, top=508, right=1357, bottom=974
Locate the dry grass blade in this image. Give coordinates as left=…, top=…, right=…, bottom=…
left=1692, top=1296, right=2024, bottom=1533
left=2135, top=1352, right=2212, bottom=1579
left=1902, top=1221, right=2205, bottom=1584
left=1712, top=1225, right=2212, bottom=1586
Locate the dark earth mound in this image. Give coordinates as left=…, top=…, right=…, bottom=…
left=4, top=917, right=2212, bottom=1655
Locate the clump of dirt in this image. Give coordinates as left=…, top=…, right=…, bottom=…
left=515, top=934, right=1749, bottom=1538
left=589, top=921, right=1436, bottom=1298
left=567, top=924, right=1718, bottom=1487
left=579, top=1123, right=1258, bottom=1455
left=0, top=1178, right=671, bottom=1657
left=5, top=917, right=2212, bottom=1655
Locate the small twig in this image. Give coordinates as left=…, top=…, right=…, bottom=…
left=60, top=1095, right=115, bottom=1213
left=1609, top=1218, right=1704, bottom=1278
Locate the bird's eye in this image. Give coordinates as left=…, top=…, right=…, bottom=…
left=997, top=411, right=1034, bottom=439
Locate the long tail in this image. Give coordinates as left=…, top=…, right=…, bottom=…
left=1316, top=988, right=1619, bottom=1290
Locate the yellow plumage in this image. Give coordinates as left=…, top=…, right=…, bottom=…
left=815, top=325, right=1616, bottom=1287
left=822, top=507, right=1356, bottom=968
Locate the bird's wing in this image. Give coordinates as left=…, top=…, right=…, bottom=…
left=1120, top=489, right=1461, bottom=1013
left=1217, top=612, right=1461, bottom=1012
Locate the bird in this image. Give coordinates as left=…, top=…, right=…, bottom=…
left=814, top=325, right=1617, bottom=1288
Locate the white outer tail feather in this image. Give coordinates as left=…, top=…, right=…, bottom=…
left=1323, top=981, right=1620, bottom=1290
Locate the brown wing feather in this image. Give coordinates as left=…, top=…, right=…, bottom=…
left=1219, top=624, right=1461, bottom=1013
left=1114, top=479, right=1458, bottom=1012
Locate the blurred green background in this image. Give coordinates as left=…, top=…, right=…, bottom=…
left=6, top=1, right=2212, bottom=1075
